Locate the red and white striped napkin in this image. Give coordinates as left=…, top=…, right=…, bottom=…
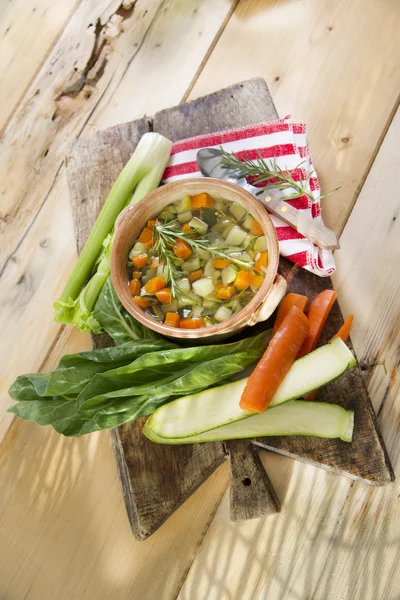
left=162, top=118, right=335, bottom=277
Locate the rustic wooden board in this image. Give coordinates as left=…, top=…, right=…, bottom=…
left=66, top=78, right=394, bottom=540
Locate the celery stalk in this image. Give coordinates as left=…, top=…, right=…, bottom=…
left=54, top=133, right=172, bottom=327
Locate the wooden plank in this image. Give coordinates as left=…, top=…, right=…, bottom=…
left=177, top=105, right=400, bottom=600
left=188, top=0, right=400, bottom=235
left=0, top=0, right=236, bottom=438
left=0, top=0, right=80, bottom=133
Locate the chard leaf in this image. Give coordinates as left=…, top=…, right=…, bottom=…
left=94, top=278, right=160, bottom=344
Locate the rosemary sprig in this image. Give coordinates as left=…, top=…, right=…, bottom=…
left=220, top=148, right=340, bottom=201
left=153, top=220, right=254, bottom=301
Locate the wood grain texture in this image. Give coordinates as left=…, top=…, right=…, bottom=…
left=189, top=0, right=400, bottom=235
left=0, top=0, right=80, bottom=133
left=227, top=440, right=280, bottom=521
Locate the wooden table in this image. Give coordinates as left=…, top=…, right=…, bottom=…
left=0, top=1, right=399, bottom=598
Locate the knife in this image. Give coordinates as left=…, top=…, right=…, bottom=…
left=196, top=148, right=339, bottom=251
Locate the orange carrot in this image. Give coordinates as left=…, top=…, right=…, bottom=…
left=239, top=306, right=310, bottom=413
left=129, top=279, right=141, bottom=296
left=132, top=254, right=148, bottom=269
left=329, top=314, right=354, bottom=343
left=191, top=193, right=213, bottom=209
left=188, top=269, right=203, bottom=282
left=132, top=271, right=142, bottom=280
left=250, top=220, right=264, bottom=236
left=255, top=251, right=268, bottom=272
left=180, top=317, right=205, bottom=329
left=181, top=223, right=191, bottom=232
left=145, top=240, right=153, bottom=249
left=164, top=312, right=180, bottom=328
left=251, top=272, right=264, bottom=288
left=133, top=296, right=150, bottom=309
left=234, top=270, right=251, bottom=290
left=147, top=219, right=157, bottom=230
left=173, top=239, right=192, bottom=259
left=138, top=227, right=152, bottom=243
left=297, top=290, right=337, bottom=358
left=213, top=259, right=229, bottom=269
left=144, top=276, right=166, bottom=294
left=272, top=293, right=308, bottom=334
left=155, top=288, right=172, bottom=303
left=216, top=285, right=235, bottom=300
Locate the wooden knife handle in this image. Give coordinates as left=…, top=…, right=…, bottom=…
left=259, top=194, right=340, bottom=250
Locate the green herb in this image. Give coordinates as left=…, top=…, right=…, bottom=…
left=54, top=133, right=172, bottom=332
left=153, top=220, right=253, bottom=300
left=220, top=148, right=340, bottom=202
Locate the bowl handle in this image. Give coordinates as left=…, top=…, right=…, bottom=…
left=246, top=274, right=287, bottom=326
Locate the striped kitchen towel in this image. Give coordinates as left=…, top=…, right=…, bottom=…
left=162, top=118, right=335, bottom=277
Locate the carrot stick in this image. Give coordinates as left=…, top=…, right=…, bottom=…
left=239, top=306, right=310, bottom=413
left=303, top=314, right=353, bottom=402
left=297, top=290, right=337, bottom=358
left=329, top=314, right=354, bottom=343
left=272, top=293, right=308, bottom=334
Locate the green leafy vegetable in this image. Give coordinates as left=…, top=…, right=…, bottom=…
left=54, top=132, right=172, bottom=332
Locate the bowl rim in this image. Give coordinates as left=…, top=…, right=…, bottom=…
left=111, top=178, right=279, bottom=339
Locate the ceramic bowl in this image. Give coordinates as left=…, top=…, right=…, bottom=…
left=111, top=178, right=286, bottom=341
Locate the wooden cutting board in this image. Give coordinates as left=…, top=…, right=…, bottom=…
left=65, top=78, right=394, bottom=540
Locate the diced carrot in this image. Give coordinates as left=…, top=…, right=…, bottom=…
left=239, top=306, right=310, bottom=413
left=156, top=288, right=172, bottom=303
left=255, top=251, right=268, bottom=272
left=144, top=276, right=166, bottom=294
left=133, top=296, right=150, bottom=309
left=180, top=318, right=205, bottom=329
left=216, top=285, right=235, bottom=300
left=251, top=272, right=264, bottom=288
left=188, top=269, right=203, bottom=282
left=145, top=240, right=153, bottom=249
left=173, top=238, right=192, bottom=259
left=129, top=279, right=141, bottom=296
left=213, top=259, right=229, bottom=269
left=181, top=223, right=197, bottom=238
left=150, top=256, right=160, bottom=269
left=297, top=290, right=338, bottom=358
left=132, top=254, right=148, bottom=269
left=164, top=312, right=180, bottom=328
left=191, top=193, right=213, bottom=209
left=250, top=220, right=264, bottom=236
left=138, top=227, right=152, bottom=243
left=329, top=314, right=354, bottom=343
left=132, top=271, right=142, bottom=280
left=147, top=219, right=157, bottom=230
left=272, top=293, right=308, bottom=334
left=234, top=270, right=251, bottom=290
left=214, top=283, right=224, bottom=294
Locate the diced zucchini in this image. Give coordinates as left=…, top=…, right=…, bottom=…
left=144, top=401, right=355, bottom=445
left=254, top=235, right=268, bottom=252
left=191, top=305, right=204, bottom=318
left=173, top=257, right=184, bottom=267
left=208, top=231, right=224, bottom=246
left=161, top=301, right=179, bottom=313
left=229, top=204, right=247, bottom=221
left=176, top=277, right=191, bottom=292
left=214, top=305, right=232, bottom=322
left=141, top=268, right=157, bottom=284
left=157, top=264, right=170, bottom=282
left=196, top=247, right=211, bottom=261
left=221, top=264, right=237, bottom=285
left=214, top=198, right=228, bottom=211
left=177, top=195, right=192, bottom=213
left=177, top=210, right=193, bottom=224
left=203, top=297, right=218, bottom=308
left=225, top=225, right=247, bottom=246
left=213, top=270, right=221, bottom=283
left=204, top=316, right=215, bottom=328
left=147, top=338, right=356, bottom=439
left=189, top=217, right=208, bottom=234
left=214, top=219, right=233, bottom=235
left=192, top=277, right=215, bottom=298
left=241, top=233, right=252, bottom=249
left=204, top=259, right=216, bottom=278
left=243, top=213, right=254, bottom=231
left=182, top=257, right=201, bottom=273
left=128, top=241, right=148, bottom=259
left=178, top=292, right=200, bottom=307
